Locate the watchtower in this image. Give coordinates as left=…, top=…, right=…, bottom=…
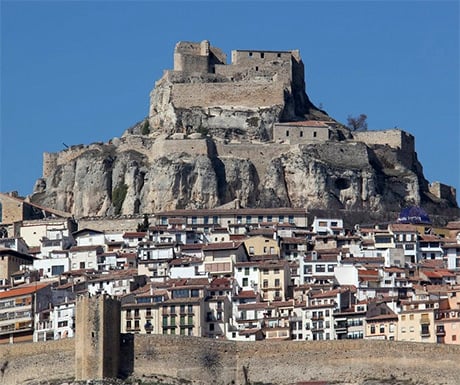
left=75, top=294, right=121, bottom=380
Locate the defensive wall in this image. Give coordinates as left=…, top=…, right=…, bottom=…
left=429, top=182, right=458, bottom=206
left=1, top=335, right=460, bottom=385
left=353, top=129, right=415, bottom=154
left=170, top=81, right=285, bottom=109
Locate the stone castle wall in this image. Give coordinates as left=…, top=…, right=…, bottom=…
left=170, top=82, right=285, bottom=109
left=2, top=335, right=460, bottom=385
left=353, top=129, right=415, bottom=153
left=215, top=142, right=291, bottom=178
left=429, top=182, right=458, bottom=206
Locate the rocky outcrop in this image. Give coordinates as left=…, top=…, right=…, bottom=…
left=30, top=133, right=456, bottom=219
left=30, top=41, right=458, bottom=219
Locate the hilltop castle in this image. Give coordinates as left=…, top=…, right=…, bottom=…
left=32, top=40, right=457, bottom=218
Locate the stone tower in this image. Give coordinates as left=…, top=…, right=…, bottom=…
left=75, top=294, right=121, bottom=380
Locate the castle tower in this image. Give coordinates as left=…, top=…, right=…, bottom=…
left=75, top=294, right=121, bottom=380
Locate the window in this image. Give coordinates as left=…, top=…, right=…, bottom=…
left=370, top=325, right=375, bottom=334
left=191, top=216, right=197, bottom=225
left=246, top=216, right=252, bottom=224
left=453, top=335, right=457, bottom=341
left=286, top=130, right=289, bottom=137
left=300, top=131, right=303, bottom=137
left=258, top=216, right=263, bottom=223
left=327, top=264, right=335, bottom=272
left=288, top=215, right=294, bottom=224
left=51, top=265, right=65, bottom=276
left=379, top=324, right=385, bottom=333
left=313, top=131, right=317, bottom=138
left=204, top=216, right=209, bottom=225
left=421, top=324, right=430, bottom=336
left=249, top=246, right=254, bottom=255
left=315, top=264, right=326, bottom=273
left=244, top=267, right=250, bottom=275
left=248, top=52, right=253, bottom=57
left=242, top=278, right=248, bottom=287
left=263, top=280, right=268, bottom=288
left=260, top=52, right=264, bottom=58
left=274, top=268, right=280, bottom=274
left=274, top=279, right=280, bottom=287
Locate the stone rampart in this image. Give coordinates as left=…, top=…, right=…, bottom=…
left=2, top=336, right=460, bottom=385
left=216, top=142, right=291, bottom=178
left=0, top=338, right=74, bottom=385
left=353, top=129, right=415, bottom=153
left=77, top=215, right=145, bottom=232
left=171, top=82, right=285, bottom=109
left=151, top=137, right=212, bottom=158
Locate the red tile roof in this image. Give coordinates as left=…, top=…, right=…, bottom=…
left=0, top=282, right=51, bottom=299
left=203, top=242, right=242, bottom=251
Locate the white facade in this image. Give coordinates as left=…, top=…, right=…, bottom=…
left=34, top=257, right=70, bottom=278
left=234, top=263, right=260, bottom=292
left=312, top=218, right=344, bottom=235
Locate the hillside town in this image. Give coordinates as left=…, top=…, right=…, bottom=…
left=0, top=192, right=459, bottom=346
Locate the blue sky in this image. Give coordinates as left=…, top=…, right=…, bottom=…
left=1, top=1, right=459, bottom=203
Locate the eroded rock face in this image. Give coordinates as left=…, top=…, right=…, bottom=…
left=30, top=134, right=450, bottom=218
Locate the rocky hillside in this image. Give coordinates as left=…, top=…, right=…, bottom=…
left=29, top=41, right=458, bottom=220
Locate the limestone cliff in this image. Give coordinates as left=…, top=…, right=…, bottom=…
left=30, top=40, right=458, bottom=219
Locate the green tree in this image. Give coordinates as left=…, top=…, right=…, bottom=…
left=112, top=183, right=128, bottom=215
left=137, top=214, right=150, bottom=232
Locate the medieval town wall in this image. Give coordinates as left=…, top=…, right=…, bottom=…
left=1, top=335, right=460, bottom=385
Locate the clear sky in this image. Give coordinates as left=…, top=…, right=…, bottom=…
left=1, top=1, right=459, bottom=202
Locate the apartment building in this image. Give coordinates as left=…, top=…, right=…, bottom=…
left=397, top=298, right=438, bottom=343
left=0, top=282, right=52, bottom=344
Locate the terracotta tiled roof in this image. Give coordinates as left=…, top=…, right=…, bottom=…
left=0, top=282, right=51, bottom=299
left=203, top=242, right=242, bottom=251
left=123, top=232, right=146, bottom=238
left=389, top=223, right=417, bottom=232
left=235, top=290, right=258, bottom=298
